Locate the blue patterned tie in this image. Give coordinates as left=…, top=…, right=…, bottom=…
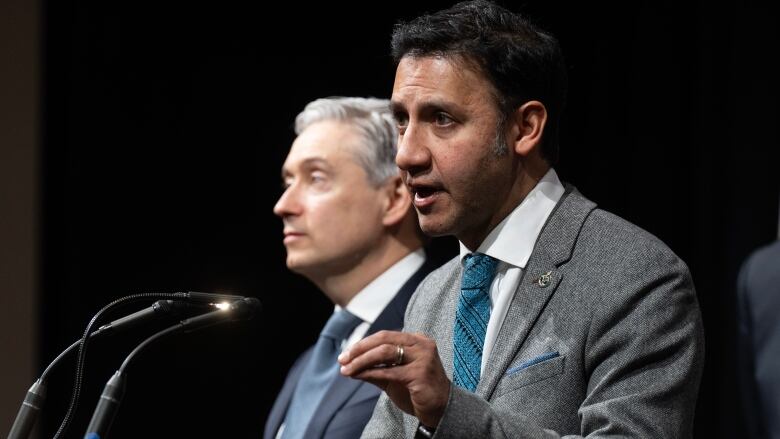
left=281, top=309, right=363, bottom=439
left=453, top=253, right=498, bottom=392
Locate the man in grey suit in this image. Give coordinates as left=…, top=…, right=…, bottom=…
left=338, top=1, right=705, bottom=437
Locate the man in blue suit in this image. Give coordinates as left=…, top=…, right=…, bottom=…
left=738, top=239, right=780, bottom=439
left=264, top=97, right=439, bottom=439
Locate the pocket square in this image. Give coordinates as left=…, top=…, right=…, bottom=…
left=506, top=351, right=560, bottom=375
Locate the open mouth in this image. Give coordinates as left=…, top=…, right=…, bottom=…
left=415, top=187, right=437, bottom=199
left=410, top=184, right=442, bottom=208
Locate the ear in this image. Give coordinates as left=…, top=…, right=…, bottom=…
left=508, top=100, right=547, bottom=157
left=381, top=175, right=413, bottom=227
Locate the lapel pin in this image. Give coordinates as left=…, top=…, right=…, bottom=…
left=534, top=271, right=553, bottom=288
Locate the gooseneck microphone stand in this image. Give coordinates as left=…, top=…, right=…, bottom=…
left=6, top=292, right=247, bottom=439
left=8, top=299, right=185, bottom=439
left=83, top=297, right=260, bottom=439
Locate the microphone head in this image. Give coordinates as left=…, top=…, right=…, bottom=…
left=229, top=297, right=261, bottom=321
left=182, top=291, right=247, bottom=304
left=151, top=299, right=175, bottom=313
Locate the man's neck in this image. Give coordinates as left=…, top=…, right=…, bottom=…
left=317, top=238, right=422, bottom=307
left=461, top=163, right=549, bottom=251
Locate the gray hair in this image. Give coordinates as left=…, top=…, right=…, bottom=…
left=294, top=97, right=398, bottom=186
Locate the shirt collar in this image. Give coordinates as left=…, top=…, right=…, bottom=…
left=336, top=248, right=426, bottom=324
left=459, top=168, right=565, bottom=268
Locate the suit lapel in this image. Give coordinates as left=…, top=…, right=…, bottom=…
left=439, top=275, right=460, bottom=379
left=475, top=187, right=596, bottom=399
left=264, top=349, right=313, bottom=439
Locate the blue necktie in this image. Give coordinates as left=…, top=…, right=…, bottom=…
left=453, top=253, right=498, bottom=392
left=281, top=309, right=362, bottom=439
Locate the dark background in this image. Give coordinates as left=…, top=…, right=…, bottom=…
left=31, top=1, right=779, bottom=438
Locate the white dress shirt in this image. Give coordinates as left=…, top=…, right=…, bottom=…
left=275, top=249, right=427, bottom=439
left=458, top=168, right=565, bottom=373
left=338, top=248, right=426, bottom=351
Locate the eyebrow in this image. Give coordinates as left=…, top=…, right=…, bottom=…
left=390, top=98, right=458, bottom=116
left=281, top=157, right=330, bottom=178
left=389, top=101, right=406, bottom=114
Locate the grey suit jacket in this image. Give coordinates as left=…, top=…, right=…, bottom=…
left=362, top=187, right=705, bottom=438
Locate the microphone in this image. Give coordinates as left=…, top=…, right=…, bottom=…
left=83, top=371, right=123, bottom=439
left=180, top=297, right=260, bottom=332
left=8, top=294, right=247, bottom=439
left=97, top=293, right=252, bottom=335
left=7, top=300, right=188, bottom=439
left=97, top=299, right=191, bottom=334
left=6, top=380, right=45, bottom=439
left=83, top=297, right=260, bottom=439
left=175, top=291, right=247, bottom=304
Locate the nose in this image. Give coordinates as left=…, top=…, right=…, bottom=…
left=273, top=184, right=301, bottom=218
left=395, top=123, right=431, bottom=176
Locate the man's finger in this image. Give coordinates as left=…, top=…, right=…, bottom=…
left=338, top=330, right=414, bottom=364
left=353, top=365, right=407, bottom=383
left=340, top=342, right=404, bottom=375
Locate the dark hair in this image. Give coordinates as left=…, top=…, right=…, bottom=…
left=391, top=0, right=567, bottom=164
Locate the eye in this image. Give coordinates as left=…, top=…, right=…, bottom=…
left=310, top=171, right=327, bottom=185
left=394, top=112, right=409, bottom=133
left=434, top=112, right=454, bottom=126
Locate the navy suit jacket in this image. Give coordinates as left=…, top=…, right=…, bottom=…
left=263, top=257, right=439, bottom=439
left=737, top=240, right=780, bottom=439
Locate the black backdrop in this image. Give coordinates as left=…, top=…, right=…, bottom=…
left=38, top=1, right=779, bottom=438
